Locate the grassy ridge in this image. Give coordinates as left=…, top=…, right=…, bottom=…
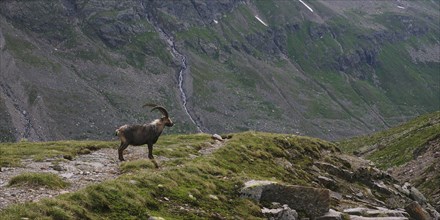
left=338, top=111, right=440, bottom=168
left=0, top=132, right=338, bottom=219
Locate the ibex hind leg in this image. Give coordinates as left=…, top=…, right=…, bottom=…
left=118, top=142, right=129, bottom=161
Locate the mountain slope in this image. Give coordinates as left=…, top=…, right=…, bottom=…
left=0, top=0, right=439, bottom=141
left=339, top=111, right=440, bottom=210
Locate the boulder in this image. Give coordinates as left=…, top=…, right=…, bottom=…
left=211, top=134, right=223, bottom=141
left=241, top=181, right=330, bottom=218
left=260, top=184, right=329, bottom=218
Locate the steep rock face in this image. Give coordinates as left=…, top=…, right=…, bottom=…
left=0, top=0, right=439, bottom=141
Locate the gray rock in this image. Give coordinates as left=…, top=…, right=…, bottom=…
left=262, top=204, right=298, bottom=220
left=354, top=166, right=393, bottom=184
left=318, top=176, right=338, bottom=190
left=148, top=217, right=165, bottom=220
left=349, top=216, right=408, bottom=220
left=365, top=208, right=408, bottom=217
left=373, top=180, right=393, bottom=195
left=240, top=180, right=277, bottom=201
left=314, top=162, right=353, bottom=181
left=344, top=207, right=408, bottom=218
left=316, top=209, right=342, bottom=220
left=355, top=192, right=364, bottom=198
left=211, top=134, right=223, bottom=141
left=401, top=182, right=412, bottom=196
left=394, top=184, right=409, bottom=196
left=344, top=207, right=370, bottom=216
left=330, top=191, right=342, bottom=201
left=409, top=187, right=427, bottom=205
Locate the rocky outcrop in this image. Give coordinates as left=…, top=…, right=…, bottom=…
left=337, top=47, right=379, bottom=71
left=239, top=178, right=440, bottom=220
left=241, top=181, right=330, bottom=218
left=245, top=27, right=288, bottom=59
left=260, top=184, right=330, bottom=218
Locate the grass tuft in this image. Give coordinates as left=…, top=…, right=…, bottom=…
left=8, top=172, right=70, bottom=189
left=120, top=159, right=157, bottom=173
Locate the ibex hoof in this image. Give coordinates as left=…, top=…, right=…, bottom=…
left=151, top=159, right=159, bottom=168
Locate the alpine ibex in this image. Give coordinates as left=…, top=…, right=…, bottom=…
left=115, top=104, right=173, bottom=167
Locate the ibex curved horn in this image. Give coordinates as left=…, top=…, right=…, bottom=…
left=142, top=103, right=169, bottom=118
left=151, top=106, right=169, bottom=118
left=142, top=103, right=158, bottom=108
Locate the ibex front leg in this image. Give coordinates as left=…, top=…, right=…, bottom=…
left=148, top=144, right=159, bottom=168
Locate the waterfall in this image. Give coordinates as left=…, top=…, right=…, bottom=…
left=147, top=18, right=203, bottom=133
left=174, top=47, right=203, bottom=133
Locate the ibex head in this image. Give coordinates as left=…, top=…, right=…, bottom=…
left=143, top=103, right=174, bottom=127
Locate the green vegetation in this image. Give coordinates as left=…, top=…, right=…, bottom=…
left=123, top=31, right=172, bottom=70
left=338, top=111, right=440, bottom=168
left=120, top=159, right=157, bottom=173
left=4, top=33, right=61, bottom=71
left=0, top=140, right=114, bottom=167
left=9, top=172, right=70, bottom=189
left=0, top=132, right=339, bottom=219
left=413, top=163, right=440, bottom=201
left=375, top=42, right=439, bottom=113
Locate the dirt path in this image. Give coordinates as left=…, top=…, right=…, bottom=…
left=0, top=138, right=226, bottom=210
